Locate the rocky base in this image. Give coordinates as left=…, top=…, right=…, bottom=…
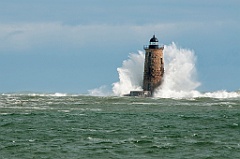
left=124, top=91, right=152, bottom=97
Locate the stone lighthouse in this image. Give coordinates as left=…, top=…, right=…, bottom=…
left=143, top=35, right=164, bottom=96
left=128, top=35, right=164, bottom=97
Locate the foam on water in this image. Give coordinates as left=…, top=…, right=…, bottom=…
left=28, top=93, right=68, bottom=97
left=88, top=85, right=113, bottom=96
left=200, top=90, right=240, bottom=99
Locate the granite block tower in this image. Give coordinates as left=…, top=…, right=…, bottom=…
left=143, top=35, right=164, bottom=95
left=127, top=35, right=164, bottom=97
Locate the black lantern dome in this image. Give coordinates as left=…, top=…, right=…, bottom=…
left=149, top=35, right=159, bottom=49
left=150, top=35, right=158, bottom=43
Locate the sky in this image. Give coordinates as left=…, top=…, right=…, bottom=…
left=0, top=0, right=239, bottom=93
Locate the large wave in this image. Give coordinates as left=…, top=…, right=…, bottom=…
left=112, top=52, right=145, bottom=96
left=154, top=43, right=201, bottom=98
left=89, top=43, right=240, bottom=99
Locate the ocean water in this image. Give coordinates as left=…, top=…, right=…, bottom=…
left=0, top=93, right=239, bottom=159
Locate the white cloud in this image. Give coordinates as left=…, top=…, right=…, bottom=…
left=0, top=22, right=164, bottom=51
left=0, top=20, right=238, bottom=52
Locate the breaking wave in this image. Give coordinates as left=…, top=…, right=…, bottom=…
left=154, top=43, right=201, bottom=98
left=112, top=52, right=145, bottom=96
left=90, top=43, right=240, bottom=99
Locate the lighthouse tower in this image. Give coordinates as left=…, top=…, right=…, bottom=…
left=127, top=35, right=164, bottom=97
left=143, top=35, right=164, bottom=95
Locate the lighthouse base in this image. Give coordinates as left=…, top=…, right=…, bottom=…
left=124, top=91, right=152, bottom=97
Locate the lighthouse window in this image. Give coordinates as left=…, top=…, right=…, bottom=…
left=151, top=42, right=158, bottom=45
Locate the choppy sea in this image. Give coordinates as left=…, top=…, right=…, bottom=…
left=0, top=93, right=239, bottom=159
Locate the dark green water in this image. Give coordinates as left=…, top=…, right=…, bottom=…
left=0, top=94, right=239, bottom=159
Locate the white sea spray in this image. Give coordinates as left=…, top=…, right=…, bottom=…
left=89, top=43, right=239, bottom=98
left=154, top=43, right=201, bottom=98
left=112, top=52, right=145, bottom=96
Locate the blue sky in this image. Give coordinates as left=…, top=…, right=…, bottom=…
left=0, top=0, right=239, bottom=93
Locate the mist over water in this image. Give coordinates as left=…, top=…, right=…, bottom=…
left=89, top=43, right=239, bottom=99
